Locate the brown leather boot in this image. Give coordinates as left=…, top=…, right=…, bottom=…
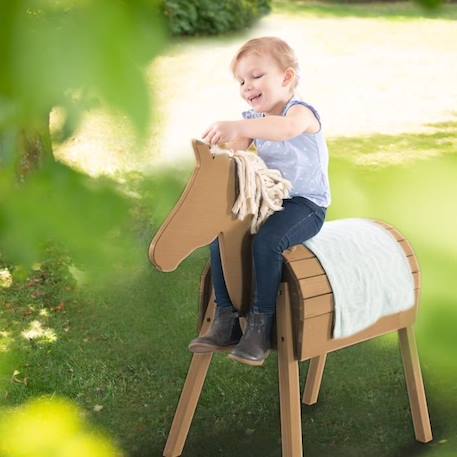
left=188, top=306, right=242, bottom=353
left=227, top=311, right=274, bottom=367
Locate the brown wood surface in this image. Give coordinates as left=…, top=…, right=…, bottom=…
left=163, top=297, right=216, bottom=457
left=398, top=326, right=433, bottom=443
left=303, top=354, right=327, bottom=405
left=277, top=284, right=303, bottom=457
left=299, top=305, right=417, bottom=361
left=150, top=140, right=253, bottom=312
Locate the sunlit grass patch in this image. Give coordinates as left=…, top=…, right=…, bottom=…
left=52, top=2, right=457, bottom=176
left=272, top=0, right=457, bottom=20
left=21, top=320, right=57, bottom=344
left=0, top=269, right=13, bottom=288
left=328, top=115, right=457, bottom=167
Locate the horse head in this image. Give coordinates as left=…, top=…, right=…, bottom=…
left=149, top=139, right=253, bottom=311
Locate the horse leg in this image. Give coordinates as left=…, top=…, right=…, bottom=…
left=302, top=354, right=327, bottom=405
left=398, top=325, right=433, bottom=443
left=163, top=292, right=216, bottom=456
left=277, top=283, right=303, bottom=457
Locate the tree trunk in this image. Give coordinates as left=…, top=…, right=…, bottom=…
left=16, top=111, right=53, bottom=183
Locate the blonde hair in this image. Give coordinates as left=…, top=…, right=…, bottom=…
left=230, top=36, right=300, bottom=89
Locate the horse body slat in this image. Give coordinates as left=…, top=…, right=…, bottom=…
left=408, top=255, right=419, bottom=273
left=303, top=293, right=334, bottom=318
left=384, top=226, right=406, bottom=241
left=299, top=304, right=418, bottom=361
left=398, top=239, right=415, bottom=257
left=283, top=245, right=316, bottom=262
left=298, top=288, right=420, bottom=320
left=286, top=257, right=325, bottom=279
left=298, top=275, right=333, bottom=298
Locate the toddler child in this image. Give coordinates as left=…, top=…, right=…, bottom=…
left=188, top=36, right=331, bottom=366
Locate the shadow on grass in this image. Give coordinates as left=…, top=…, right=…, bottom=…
left=120, top=321, right=447, bottom=457
left=77, top=244, right=456, bottom=457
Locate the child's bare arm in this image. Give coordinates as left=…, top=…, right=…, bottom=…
left=202, top=105, right=319, bottom=145
left=239, top=105, right=320, bottom=141
left=223, top=137, right=253, bottom=151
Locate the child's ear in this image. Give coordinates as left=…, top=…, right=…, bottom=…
left=282, top=67, right=295, bottom=87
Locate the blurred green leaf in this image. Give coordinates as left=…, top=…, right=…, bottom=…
left=0, top=396, right=122, bottom=457
left=0, top=0, right=168, bottom=281
left=0, top=159, right=144, bottom=283
left=1, top=0, right=168, bottom=137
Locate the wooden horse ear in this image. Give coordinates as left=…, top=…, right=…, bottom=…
left=192, top=139, right=214, bottom=167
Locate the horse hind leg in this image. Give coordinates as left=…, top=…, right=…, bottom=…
left=398, top=325, right=433, bottom=443
left=302, top=354, right=327, bottom=405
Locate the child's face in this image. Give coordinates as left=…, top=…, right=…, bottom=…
left=234, top=51, right=293, bottom=115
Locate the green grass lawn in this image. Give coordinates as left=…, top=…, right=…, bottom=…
left=2, top=115, right=457, bottom=456
left=2, top=1, right=457, bottom=455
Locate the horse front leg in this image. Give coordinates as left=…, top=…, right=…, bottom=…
left=277, top=283, right=303, bottom=457
left=163, top=290, right=216, bottom=456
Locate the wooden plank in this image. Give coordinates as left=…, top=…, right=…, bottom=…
left=287, top=257, right=326, bottom=279
left=299, top=305, right=417, bottom=361
left=283, top=244, right=316, bottom=263
left=301, top=286, right=420, bottom=320
left=398, top=326, right=433, bottom=443
left=408, top=255, right=419, bottom=273
left=298, top=273, right=418, bottom=304
left=387, top=227, right=406, bottom=242
left=303, top=294, right=334, bottom=318
left=298, top=275, right=332, bottom=299
left=413, top=271, right=420, bottom=289
left=277, top=284, right=303, bottom=457
left=302, top=354, right=327, bottom=405
left=163, top=300, right=216, bottom=457
left=399, top=239, right=415, bottom=256
left=288, top=246, right=417, bottom=276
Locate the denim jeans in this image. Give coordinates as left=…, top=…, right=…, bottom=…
left=209, top=196, right=327, bottom=316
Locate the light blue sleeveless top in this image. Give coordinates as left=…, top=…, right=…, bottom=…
left=242, top=96, right=331, bottom=208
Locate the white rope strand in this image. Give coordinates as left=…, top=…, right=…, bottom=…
left=211, top=145, right=292, bottom=234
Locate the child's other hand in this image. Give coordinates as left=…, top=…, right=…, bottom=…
left=201, top=121, right=241, bottom=145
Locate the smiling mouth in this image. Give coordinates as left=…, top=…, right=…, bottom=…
left=248, top=93, right=262, bottom=103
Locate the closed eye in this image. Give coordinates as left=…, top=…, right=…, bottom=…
left=239, top=74, right=264, bottom=86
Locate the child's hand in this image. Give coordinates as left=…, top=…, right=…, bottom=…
left=201, top=121, right=242, bottom=145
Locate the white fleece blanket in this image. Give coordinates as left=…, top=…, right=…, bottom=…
left=303, top=218, right=415, bottom=339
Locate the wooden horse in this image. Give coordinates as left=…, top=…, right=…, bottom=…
left=149, top=139, right=433, bottom=457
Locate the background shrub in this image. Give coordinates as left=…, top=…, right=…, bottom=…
left=163, top=0, right=271, bottom=36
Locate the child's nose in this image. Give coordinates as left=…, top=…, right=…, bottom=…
left=244, top=81, right=255, bottom=92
